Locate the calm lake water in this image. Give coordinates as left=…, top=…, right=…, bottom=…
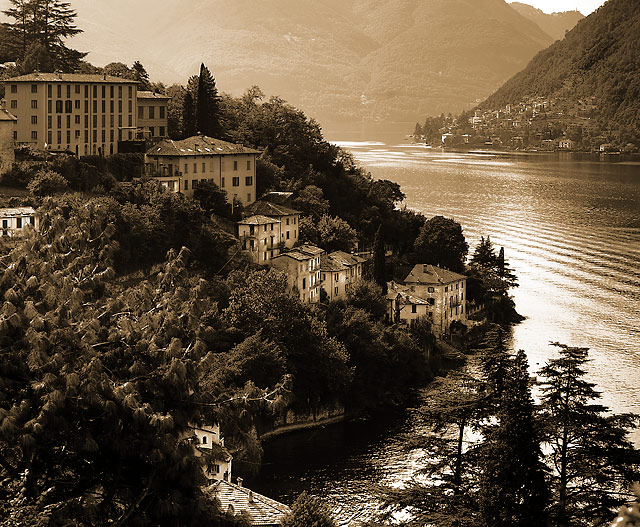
left=249, top=143, right=640, bottom=523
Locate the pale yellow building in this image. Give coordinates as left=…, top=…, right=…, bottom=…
left=242, top=199, right=300, bottom=250
left=4, top=72, right=138, bottom=156
left=271, top=244, right=324, bottom=303
left=0, top=105, right=17, bottom=174
left=320, top=251, right=367, bottom=301
left=136, top=91, right=169, bottom=140
left=388, top=264, right=467, bottom=335
left=144, top=135, right=259, bottom=205
left=237, top=215, right=282, bottom=265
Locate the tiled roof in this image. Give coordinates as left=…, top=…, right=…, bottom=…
left=387, top=282, right=431, bottom=305
left=4, top=72, right=137, bottom=84
left=298, top=244, right=324, bottom=256
left=0, top=108, right=17, bottom=121
left=137, top=90, right=170, bottom=100
left=405, top=264, right=466, bottom=285
left=243, top=200, right=300, bottom=217
left=147, top=135, right=261, bottom=156
left=207, top=480, right=290, bottom=526
left=320, top=251, right=365, bottom=273
left=238, top=215, right=281, bottom=225
left=0, top=207, right=36, bottom=217
left=272, top=250, right=310, bottom=262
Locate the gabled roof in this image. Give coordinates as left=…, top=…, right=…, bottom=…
left=207, top=480, right=290, bottom=526
left=405, top=264, right=466, bottom=285
left=137, top=90, right=170, bottom=100
left=243, top=200, right=300, bottom=217
left=4, top=72, right=137, bottom=84
left=387, top=281, right=432, bottom=305
left=238, top=215, right=281, bottom=226
left=147, top=135, right=261, bottom=156
left=0, top=108, right=17, bottom=122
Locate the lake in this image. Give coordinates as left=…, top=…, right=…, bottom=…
left=249, top=143, right=640, bottom=523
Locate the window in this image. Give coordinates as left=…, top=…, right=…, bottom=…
left=55, top=100, right=63, bottom=113
left=138, top=106, right=144, bottom=119
left=334, top=273, right=339, bottom=281
left=16, top=217, right=22, bottom=229
left=93, top=85, right=97, bottom=98
left=192, top=180, right=199, bottom=189
left=84, top=115, right=88, bottom=127
left=247, top=193, right=251, bottom=202
left=118, top=86, right=122, bottom=98
left=67, top=85, right=71, bottom=98
left=202, top=162, right=206, bottom=172
left=31, top=116, right=37, bottom=125
left=93, top=100, right=97, bottom=113
left=461, top=282, right=464, bottom=289
left=247, top=160, right=251, bottom=170
left=65, top=100, right=72, bottom=113
left=101, top=100, right=106, bottom=113
left=75, top=130, right=81, bottom=139
left=57, top=116, right=62, bottom=128
left=221, top=177, right=225, bottom=187
left=264, top=252, right=267, bottom=261
left=118, top=100, right=122, bottom=113
left=67, top=115, right=71, bottom=128
left=445, top=286, right=448, bottom=292
left=128, top=100, right=132, bottom=113
left=184, top=180, right=189, bottom=190
left=412, top=304, right=417, bottom=313
left=286, top=231, right=290, bottom=239
left=75, top=100, right=80, bottom=109
left=47, top=116, right=52, bottom=128
left=67, top=130, right=71, bottom=144
left=461, top=292, right=464, bottom=301
left=245, top=176, right=253, bottom=186
left=128, top=115, right=132, bottom=127
left=31, top=84, right=37, bottom=93
left=101, top=85, right=105, bottom=98
left=47, top=84, right=52, bottom=97
left=335, top=287, right=339, bottom=296
left=110, top=100, right=114, bottom=113
left=193, top=163, right=197, bottom=173
left=102, top=130, right=106, bottom=142
left=10, top=100, right=17, bottom=109
left=110, top=85, right=114, bottom=98
left=48, top=100, right=52, bottom=113
left=84, top=130, right=88, bottom=142
left=110, top=115, right=114, bottom=127
left=31, top=131, right=37, bottom=140
left=10, top=85, right=17, bottom=94
left=31, top=100, right=37, bottom=109
left=286, top=218, right=290, bottom=225
left=75, top=85, right=80, bottom=94
left=128, top=86, right=132, bottom=98
left=233, top=160, right=238, bottom=171
left=85, top=85, right=89, bottom=97
left=109, top=130, right=114, bottom=142
left=232, top=177, right=239, bottom=187
left=294, top=229, right=297, bottom=238
left=427, top=286, right=435, bottom=293
left=159, top=106, right=165, bottom=118
left=102, top=115, right=106, bottom=127
left=302, top=278, right=306, bottom=290
left=184, top=164, right=188, bottom=173
left=13, top=131, right=17, bottom=140
left=149, top=106, right=155, bottom=119
left=149, top=126, right=155, bottom=137
left=58, top=85, right=62, bottom=98
left=428, top=298, right=435, bottom=306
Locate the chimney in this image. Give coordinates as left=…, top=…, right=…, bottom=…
left=248, top=491, right=254, bottom=503
left=237, top=477, right=243, bottom=487
left=103, top=73, right=107, bottom=80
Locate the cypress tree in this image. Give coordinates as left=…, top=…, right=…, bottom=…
left=196, top=63, right=221, bottom=138
left=182, top=91, right=197, bottom=138
left=372, top=225, right=387, bottom=294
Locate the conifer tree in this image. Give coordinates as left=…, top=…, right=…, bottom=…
left=196, top=63, right=221, bottom=138
left=132, top=60, right=152, bottom=91
left=2, top=0, right=86, bottom=71
left=478, top=350, right=549, bottom=526
left=470, top=236, right=497, bottom=269
left=183, top=91, right=197, bottom=138
left=538, top=344, right=640, bottom=527
left=372, top=225, right=387, bottom=294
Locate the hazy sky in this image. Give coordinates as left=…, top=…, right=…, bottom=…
left=509, top=0, right=606, bottom=15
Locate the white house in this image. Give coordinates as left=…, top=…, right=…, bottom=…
left=271, top=244, right=324, bottom=303
left=320, top=251, right=367, bottom=301
left=190, top=423, right=232, bottom=482
left=0, top=207, right=38, bottom=237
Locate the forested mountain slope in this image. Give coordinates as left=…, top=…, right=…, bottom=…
left=510, top=2, right=583, bottom=41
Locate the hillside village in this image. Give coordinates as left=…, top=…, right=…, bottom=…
left=0, top=71, right=477, bottom=526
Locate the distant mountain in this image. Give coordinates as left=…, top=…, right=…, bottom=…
left=479, top=0, right=640, bottom=131
left=66, top=0, right=556, bottom=126
left=509, top=2, right=583, bottom=41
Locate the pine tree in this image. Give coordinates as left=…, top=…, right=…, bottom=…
left=478, top=350, right=549, bottom=526
left=2, top=0, right=86, bottom=72
left=372, top=225, right=387, bottom=294
left=538, top=344, right=640, bottom=527
left=470, top=236, right=497, bottom=269
left=196, top=63, right=221, bottom=138
left=132, top=60, right=152, bottom=91
left=496, top=246, right=518, bottom=288
left=183, top=91, right=197, bottom=138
